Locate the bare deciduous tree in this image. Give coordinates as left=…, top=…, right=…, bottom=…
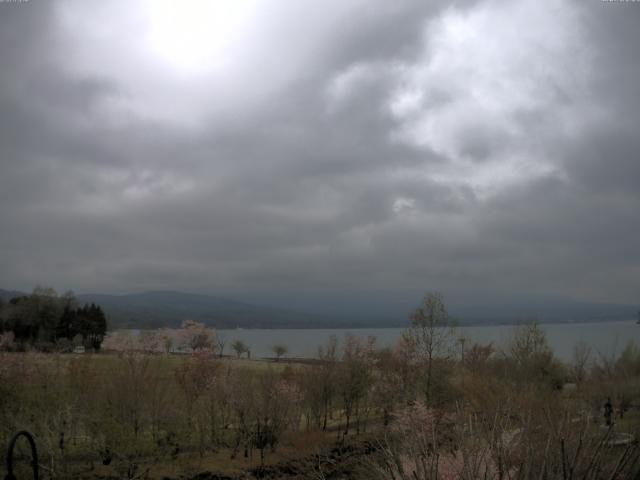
left=571, top=340, right=591, bottom=383
left=231, top=339, right=249, bottom=358
left=338, top=335, right=376, bottom=435
left=271, top=344, right=288, bottom=361
left=404, top=292, right=456, bottom=403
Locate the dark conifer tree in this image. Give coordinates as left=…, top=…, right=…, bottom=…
left=56, top=306, right=75, bottom=339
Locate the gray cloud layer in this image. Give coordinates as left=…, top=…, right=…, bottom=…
left=1, top=0, right=639, bottom=309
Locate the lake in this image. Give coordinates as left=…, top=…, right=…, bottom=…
left=211, top=320, right=639, bottom=361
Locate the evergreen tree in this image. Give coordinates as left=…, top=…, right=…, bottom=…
left=1, top=290, right=108, bottom=351
left=56, top=306, right=76, bottom=340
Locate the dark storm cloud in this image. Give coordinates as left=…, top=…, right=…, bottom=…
left=0, top=0, right=638, bottom=311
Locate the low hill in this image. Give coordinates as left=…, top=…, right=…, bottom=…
left=0, top=289, right=25, bottom=301
left=76, top=290, right=338, bottom=329
left=1, top=288, right=637, bottom=329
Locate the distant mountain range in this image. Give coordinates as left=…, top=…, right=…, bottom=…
left=75, top=291, right=342, bottom=329
left=0, top=289, right=350, bottom=329
left=0, top=289, right=23, bottom=301
left=1, top=288, right=637, bottom=330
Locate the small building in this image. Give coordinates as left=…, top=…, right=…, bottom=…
left=73, top=345, right=86, bottom=354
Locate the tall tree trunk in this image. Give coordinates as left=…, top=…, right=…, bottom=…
left=322, top=397, right=328, bottom=431
left=426, top=353, right=433, bottom=404
left=344, top=403, right=351, bottom=435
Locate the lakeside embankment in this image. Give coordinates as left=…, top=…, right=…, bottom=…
left=116, top=319, right=639, bottom=362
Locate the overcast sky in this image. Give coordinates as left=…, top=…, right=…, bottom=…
left=1, top=0, right=638, bottom=311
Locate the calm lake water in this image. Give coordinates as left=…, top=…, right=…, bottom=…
left=210, top=320, right=639, bottom=361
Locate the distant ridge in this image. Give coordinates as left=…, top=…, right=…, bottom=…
left=0, top=288, right=351, bottom=329
left=0, top=289, right=24, bottom=301
left=75, top=290, right=341, bottom=329
left=0, top=288, right=637, bottom=330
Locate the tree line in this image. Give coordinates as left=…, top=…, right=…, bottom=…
left=0, top=287, right=107, bottom=351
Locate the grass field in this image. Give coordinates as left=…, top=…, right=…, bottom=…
left=2, top=332, right=640, bottom=479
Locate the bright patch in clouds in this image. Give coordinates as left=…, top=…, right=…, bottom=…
left=144, top=0, right=256, bottom=74
left=55, top=0, right=261, bottom=128
left=323, top=0, right=593, bottom=199
left=393, top=197, right=416, bottom=214
left=388, top=0, right=592, bottom=196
